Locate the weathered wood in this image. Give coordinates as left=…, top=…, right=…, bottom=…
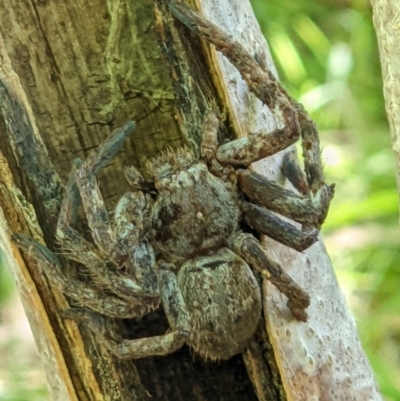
left=0, top=0, right=382, bottom=400
left=0, top=1, right=259, bottom=400
left=371, top=0, right=400, bottom=214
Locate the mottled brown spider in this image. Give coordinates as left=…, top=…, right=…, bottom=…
left=14, top=3, right=334, bottom=361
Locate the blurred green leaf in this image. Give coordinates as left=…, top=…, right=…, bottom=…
left=293, top=15, right=330, bottom=65
left=325, top=189, right=398, bottom=229
left=0, top=254, right=14, bottom=306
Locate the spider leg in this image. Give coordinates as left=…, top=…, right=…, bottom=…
left=53, top=122, right=159, bottom=313
left=84, top=121, right=136, bottom=173
left=241, top=201, right=318, bottom=252
left=169, top=2, right=300, bottom=155
left=230, top=232, right=310, bottom=321
left=201, top=111, right=220, bottom=162
left=57, top=226, right=158, bottom=302
left=216, top=127, right=299, bottom=167
left=113, top=187, right=159, bottom=295
left=169, top=3, right=334, bottom=203
left=56, top=121, right=134, bottom=233
left=74, top=122, right=135, bottom=266
left=13, top=234, right=149, bottom=318
left=56, top=162, right=82, bottom=231
left=237, top=169, right=333, bottom=228
left=281, top=150, right=309, bottom=196
left=56, top=172, right=158, bottom=301
left=82, top=265, right=191, bottom=359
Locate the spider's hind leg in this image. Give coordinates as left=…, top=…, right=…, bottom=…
left=13, top=234, right=151, bottom=318
left=80, top=265, right=191, bottom=359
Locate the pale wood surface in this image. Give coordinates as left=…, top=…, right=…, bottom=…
left=371, top=0, right=400, bottom=214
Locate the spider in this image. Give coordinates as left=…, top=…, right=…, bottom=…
left=14, top=3, right=334, bottom=362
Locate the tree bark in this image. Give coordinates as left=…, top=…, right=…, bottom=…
left=0, top=1, right=382, bottom=400
left=370, top=0, right=400, bottom=215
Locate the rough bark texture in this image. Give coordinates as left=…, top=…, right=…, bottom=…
left=371, top=0, right=400, bottom=215
left=0, top=1, right=381, bottom=400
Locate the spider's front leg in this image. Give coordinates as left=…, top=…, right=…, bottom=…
left=199, top=112, right=320, bottom=252
left=13, top=234, right=149, bottom=318
left=238, top=168, right=332, bottom=228
left=170, top=2, right=335, bottom=233
left=217, top=132, right=331, bottom=248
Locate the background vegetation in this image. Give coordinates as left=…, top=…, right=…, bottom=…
left=252, top=0, right=399, bottom=399
left=0, top=0, right=398, bottom=400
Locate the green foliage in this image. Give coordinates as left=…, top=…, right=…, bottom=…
left=0, top=256, right=49, bottom=400
left=0, top=363, right=48, bottom=401
left=0, top=254, right=13, bottom=306
left=252, top=0, right=399, bottom=399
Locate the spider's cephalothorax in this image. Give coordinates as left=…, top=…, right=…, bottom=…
left=147, top=148, right=239, bottom=263
left=14, top=4, right=334, bottom=361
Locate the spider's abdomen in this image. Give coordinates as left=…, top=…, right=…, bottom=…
left=151, top=163, right=239, bottom=262
left=178, top=248, right=262, bottom=360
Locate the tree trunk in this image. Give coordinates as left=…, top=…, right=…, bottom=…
left=371, top=0, right=400, bottom=214
left=0, top=1, right=382, bottom=400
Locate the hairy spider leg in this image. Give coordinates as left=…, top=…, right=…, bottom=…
left=216, top=127, right=299, bottom=167
left=200, top=111, right=220, bottom=161
left=241, top=202, right=318, bottom=252
left=72, top=122, right=135, bottom=266
left=56, top=226, right=158, bottom=301
left=169, top=2, right=328, bottom=190
left=53, top=122, right=159, bottom=314
left=83, top=265, right=191, bottom=359
left=13, top=234, right=150, bottom=318
left=198, top=113, right=318, bottom=251
left=169, top=2, right=334, bottom=227
left=238, top=170, right=332, bottom=228
left=281, top=150, right=309, bottom=196
left=230, top=233, right=310, bottom=321
left=169, top=2, right=300, bottom=145
left=56, top=122, right=134, bottom=262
